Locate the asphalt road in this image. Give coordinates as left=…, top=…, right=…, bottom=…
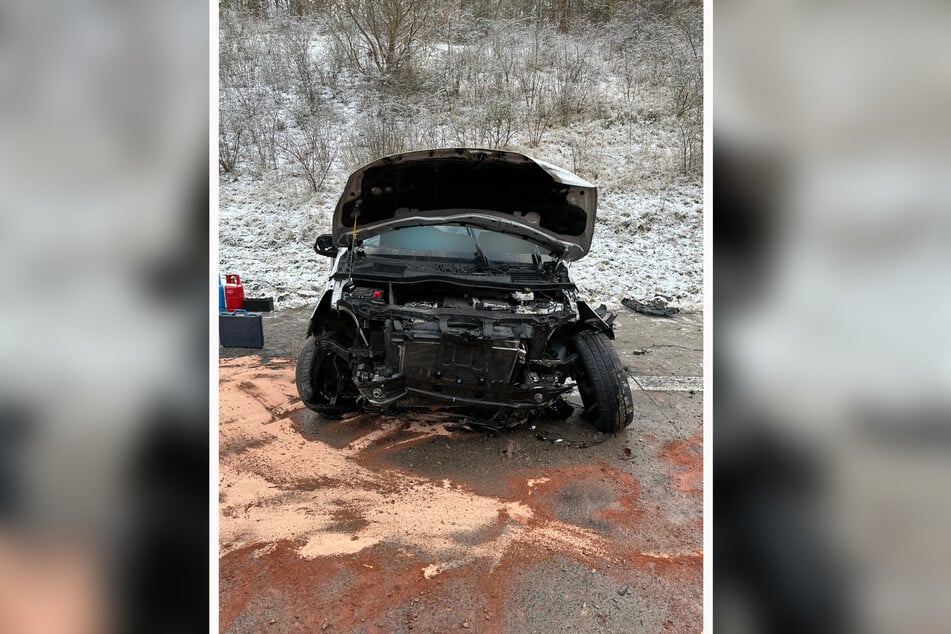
left=219, top=306, right=703, bottom=633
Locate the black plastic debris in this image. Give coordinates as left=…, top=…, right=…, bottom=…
left=594, top=303, right=619, bottom=326
left=445, top=414, right=520, bottom=434
left=243, top=297, right=274, bottom=312
left=547, top=398, right=575, bottom=420
left=531, top=427, right=610, bottom=448
left=622, top=296, right=680, bottom=317
left=445, top=419, right=501, bottom=433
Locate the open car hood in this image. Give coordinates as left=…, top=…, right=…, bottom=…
left=332, top=148, right=597, bottom=261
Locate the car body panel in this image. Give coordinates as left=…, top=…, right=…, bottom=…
left=332, top=148, right=597, bottom=261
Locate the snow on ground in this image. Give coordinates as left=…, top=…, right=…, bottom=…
left=219, top=173, right=702, bottom=311
left=219, top=26, right=703, bottom=312
left=219, top=175, right=338, bottom=309
left=572, top=184, right=703, bottom=309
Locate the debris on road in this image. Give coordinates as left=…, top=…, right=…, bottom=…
left=622, top=296, right=680, bottom=317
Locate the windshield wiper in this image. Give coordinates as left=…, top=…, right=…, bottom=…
left=465, top=226, right=493, bottom=271
left=532, top=245, right=544, bottom=271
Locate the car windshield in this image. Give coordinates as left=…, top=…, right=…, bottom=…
left=361, top=225, right=549, bottom=263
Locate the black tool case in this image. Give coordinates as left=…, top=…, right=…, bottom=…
left=219, top=309, right=264, bottom=348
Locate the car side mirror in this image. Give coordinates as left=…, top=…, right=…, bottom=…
left=314, top=234, right=338, bottom=258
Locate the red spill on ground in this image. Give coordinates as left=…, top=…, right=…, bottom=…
left=506, top=462, right=643, bottom=530
left=221, top=538, right=570, bottom=632
left=219, top=356, right=702, bottom=632
left=660, top=431, right=703, bottom=494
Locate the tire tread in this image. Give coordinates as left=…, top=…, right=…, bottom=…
left=572, top=331, right=634, bottom=432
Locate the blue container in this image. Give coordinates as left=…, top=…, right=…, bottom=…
left=218, top=274, right=226, bottom=312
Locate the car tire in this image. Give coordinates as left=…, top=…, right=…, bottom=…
left=571, top=331, right=634, bottom=433
left=295, top=334, right=357, bottom=416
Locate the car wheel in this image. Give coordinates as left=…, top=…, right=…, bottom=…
left=295, top=335, right=357, bottom=416
left=571, top=331, right=634, bottom=433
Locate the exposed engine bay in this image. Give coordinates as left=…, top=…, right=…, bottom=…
left=329, top=283, right=581, bottom=410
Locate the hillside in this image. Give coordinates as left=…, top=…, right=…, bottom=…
left=218, top=1, right=703, bottom=309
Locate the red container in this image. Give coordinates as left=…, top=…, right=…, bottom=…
left=224, top=274, right=245, bottom=311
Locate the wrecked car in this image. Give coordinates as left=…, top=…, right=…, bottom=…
left=296, top=148, right=633, bottom=432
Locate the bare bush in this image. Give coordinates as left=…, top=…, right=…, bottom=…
left=220, top=12, right=293, bottom=172
left=444, top=21, right=558, bottom=148
left=521, top=86, right=554, bottom=147
left=219, top=115, right=245, bottom=173
left=611, top=51, right=640, bottom=106
left=328, top=0, right=438, bottom=79
left=568, top=130, right=590, bottom=176
left=280, top=117, right=337, bottom=192
left=344, top=114, right=403, bottom=168
left=343, top=100, right=454, bottom=168
left=278, top=19, right=320, bottom=113
left=669, top=9, right=702, bottom=174
left=676, top=114, right=701, bottom=175
left=342, top=100, right=420, bottom=169
left=551, top=38, right=596, bottom=125
left=516, top=31, right=554, bottom=146
left=479, top=98, right=517, bottom=148
left=251, top=107, right=285, bottom=171
left=486, top=20, right=523, bottom=85
left=668, top=10, right=702, bottom=118
left=219, top=2, right=704, bottom=185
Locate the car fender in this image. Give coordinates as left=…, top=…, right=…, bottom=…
left=576, top=300, right=615, bottom=339
left=306, top=290, right=334, bottom=338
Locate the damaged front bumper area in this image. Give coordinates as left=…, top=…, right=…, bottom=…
left=333, top=295, right=578, bottom=410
